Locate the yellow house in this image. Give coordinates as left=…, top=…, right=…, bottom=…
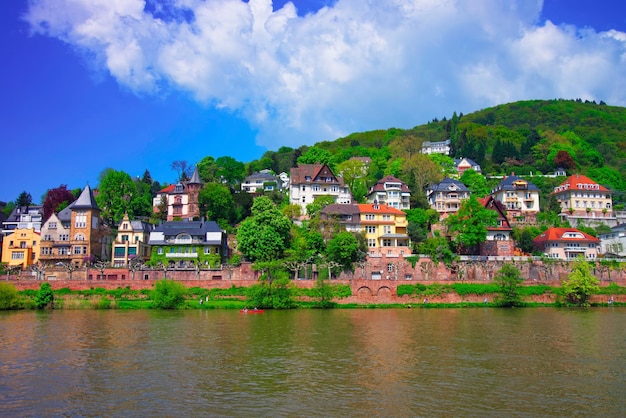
left=1, top=228, right=40, bottom=268
left=357, top=203, right=410, bottom=256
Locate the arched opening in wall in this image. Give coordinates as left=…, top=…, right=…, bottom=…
left=357, top=286, right=373, bottom=299
left=376, top=286, right=392, bottom=300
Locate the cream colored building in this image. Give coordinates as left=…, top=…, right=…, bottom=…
left=552, top=174, right=613, bottom=218
left=111, top=213, right=153, bottom=267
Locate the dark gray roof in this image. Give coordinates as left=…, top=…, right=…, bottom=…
left=428, top=178, right=469, bottom=192
left=153, top=220, right=223, bottom=236
left=4, top=205, right=44, bottom=223
left=58, top=206, right=72, bottom=223
left=188, top=166, right=203, bottom=184
left=130, top=220, right=153, bottom=232
left=492, top=175, right=539, bottom=193
left=321, top=203, right=360, bottom=216
left=71, top=185, right=99, bottom=210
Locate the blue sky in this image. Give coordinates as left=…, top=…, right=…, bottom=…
left=2, top=0, right=625, bottom=203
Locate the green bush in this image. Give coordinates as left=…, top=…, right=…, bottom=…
left=151, top=279, right=187, bottom=309
left=452, top=283, right=500, bottom=296
left=0, top=282, right=21, bottom=310
left=35, top=282, right=54, bottom=309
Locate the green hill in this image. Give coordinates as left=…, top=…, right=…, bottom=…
left=249, top=99, right=626, bottom=205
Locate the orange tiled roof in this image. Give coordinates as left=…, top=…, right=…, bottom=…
left=554, top=174, right=610, bottom=192
left=157, top=184, right=176, bottom=194
left=357, top=203, right=405, bottom=215
left=533, top=227, right=600, bottom=244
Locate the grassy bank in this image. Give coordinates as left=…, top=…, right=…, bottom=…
left=1, top=281, right=624, bottom=310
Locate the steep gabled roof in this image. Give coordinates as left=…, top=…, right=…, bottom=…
left=533, top=227, right=600, bottom=244
left=477, top=195, right=511, bottom=230
left=368, top=175, right=411, bottom=193
left=290, top=163, right=344, bottom=186
left=188, top=166, right=203, bottom=184
left=157, top=184, right=176, bottom=194
left=71, top=185, right=99, bottom=210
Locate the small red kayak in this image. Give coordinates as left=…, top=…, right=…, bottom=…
left=240, top=309, right=265, bottom=314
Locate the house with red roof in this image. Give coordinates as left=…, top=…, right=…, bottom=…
left=366, top=175, right=411, bottom=210
left=552, top=174, right=613, bottom=219
left=477, top=196, right=514, bottom=257
left=289, top=163, right=352, bottom=213
left=532, top=227, right=600, bottom=260
left=152, top=166, right=204, bottom=221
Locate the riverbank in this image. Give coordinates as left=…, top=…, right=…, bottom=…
left=3, top=281, right=624, bottom=310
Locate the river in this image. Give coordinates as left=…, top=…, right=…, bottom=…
left=1, top=308, right=624, bottom=417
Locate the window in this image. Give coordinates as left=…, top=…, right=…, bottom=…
left=60, top=234, right=69, bottom=241
left=44, top=234, right=52, bottom=241
left=75, top=211, right=87, bottom=228
left=41, top=247, right=51, bottom=255
left=367, top=238, right=376, bottom=247
left=12, top=252, right=25, bottom=260
left=74, top=246, right=82, bottom=255
left=204, top=247, right=212, bottom=254
left=365, top=214, right=375, bottom=220
left=114, top=247, right=126, bottom=257
left=121, top=235, right=129, bottom=242
left=382, top=215, right=391, bottom=221
left=330, top=185, right=338, bottom=192
left=75, top=233, right=85, bottom=241
left=366, top=225, right=376, bottom=234
left=122, top=223, right=128, bottom=230
left=387, top=263, right=394, bottom=272
left=383, top=226, right=392, bottom=234
left=157, top=248, right=163, bottom=255
left=383, top=239, right=392, bottom=247
left=312, top=185, right=321, bottom=192
left=58, top=247, right=69, bottom=255
left=49, top=222, right=57, bottom=229
left=128, top=247, right=137, bottom=255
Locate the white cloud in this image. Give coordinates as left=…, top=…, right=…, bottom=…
left=25, top=0, right=626, bottom=149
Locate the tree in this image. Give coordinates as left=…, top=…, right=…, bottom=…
left=96, top=169, right=139, bottom=225
left=306, top=195, right=336, bottom=218
left=493, top=263, right=524, bottom=307
left=151, top=279, right=187, bottom=309
left=197, top=156, right=219, bottom=183
left=198, top=183, right=236, bottom=227
left=16, top=191, right=33, bottom=207
left=460, top=169, right=490, bottom=197
left=336, top=159, right=366, bottom=196
left=446, top=195, right=498, bottom=254
left=325, top=231, right=361, bottom=272
left=216, top=156, right=246, bottom=188
left=554, top=150, right=576, bottom=170
left=297, top=146, right=332, bottom=165
left=0, top=282, right=20, bottom=310
left=561, top=258, right=600, bottom=307
left=418, top=234, right=456, bottom=266
left=237, top=196, right=292, bottom=262
left=35, top=282, right=54, bottom=309
left=171, top=160, right=193, bottom=181
left=42, top=185, right=75, bottom=221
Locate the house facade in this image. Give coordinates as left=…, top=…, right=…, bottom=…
left=111, top=213, right=153, bottom=267
left=241, top=171, right=283, bottom=194
left=491, top=175, right=540, bottom=224
left=366, top=175, right=411, bottom=210
left=454, top=158, right=482, bottom=177
left=426, top=178, right=471, bottom=219
left=320, top=204, right=361, bottom=234
left=552, top=174, right=613, bottom=218
left=477, top=196, right=514, bottom=257
left=599, top=224, right=626, bottom=258
left=357, top=203, right=410, bottom=256
left=152, top=166, right=204, bottom=221
left=421, top=139, right=450, bottom=155
left=39, top=185, right=113, bottom=267
left=289, top=163, right=352, bottom=212
left=148, top=220, right=228, bottom=269
left=1, top=205, right=44, bottom=236
left=1, top=228, right=40, bottom=268
left=533, top=227, right=600, bottom=260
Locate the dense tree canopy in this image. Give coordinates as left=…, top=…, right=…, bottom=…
left=446, top=195, right=498, bottom=254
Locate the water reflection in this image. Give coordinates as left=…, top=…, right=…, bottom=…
left=0, top=308, right=624, bottom=417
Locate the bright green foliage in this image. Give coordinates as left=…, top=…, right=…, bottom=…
left=418, top=234, right=456, bottom=266
left=199, top=183, right=236, bottom=226
left=405, top=208, right=439, bottom=249
left=306, top=195, right=336, bottom=218
left=297, top=146, right=332, bottom=165
left=35, top=282, right=54, bottom=309
left=0, top=282, right=21, bottom=310
left=325, top=231, right=361, bottom=272
left=493, top=263, right=524, bottom=307
left=561, top=258, right=600, bottom=307
left=151, top=279, right=187, bottom=309
left=312, top=277, right=335, bottom=308
left=446, top=195, right=498, bottom=254
left=460, top=169, right=490, bottom=197
left=215, top=156, right=246, bottom=188
left=245, top=269, right=294, bottom=309
left=96, top=169, right=151, bottom=224
left=237, top=196, right=292, bottom=262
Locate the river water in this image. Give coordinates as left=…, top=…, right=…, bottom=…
left=1, top=308, right=624, bottom=417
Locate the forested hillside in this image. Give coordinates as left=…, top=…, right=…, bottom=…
left=249, top=99, right=626, bottom=206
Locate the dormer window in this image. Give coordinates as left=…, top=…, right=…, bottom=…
left=175, top=183, right=184, bottom=193
left=373, top=205, right=379, bottom=210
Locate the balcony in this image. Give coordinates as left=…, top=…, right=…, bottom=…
left=165, top=253, right=198, bottom=258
